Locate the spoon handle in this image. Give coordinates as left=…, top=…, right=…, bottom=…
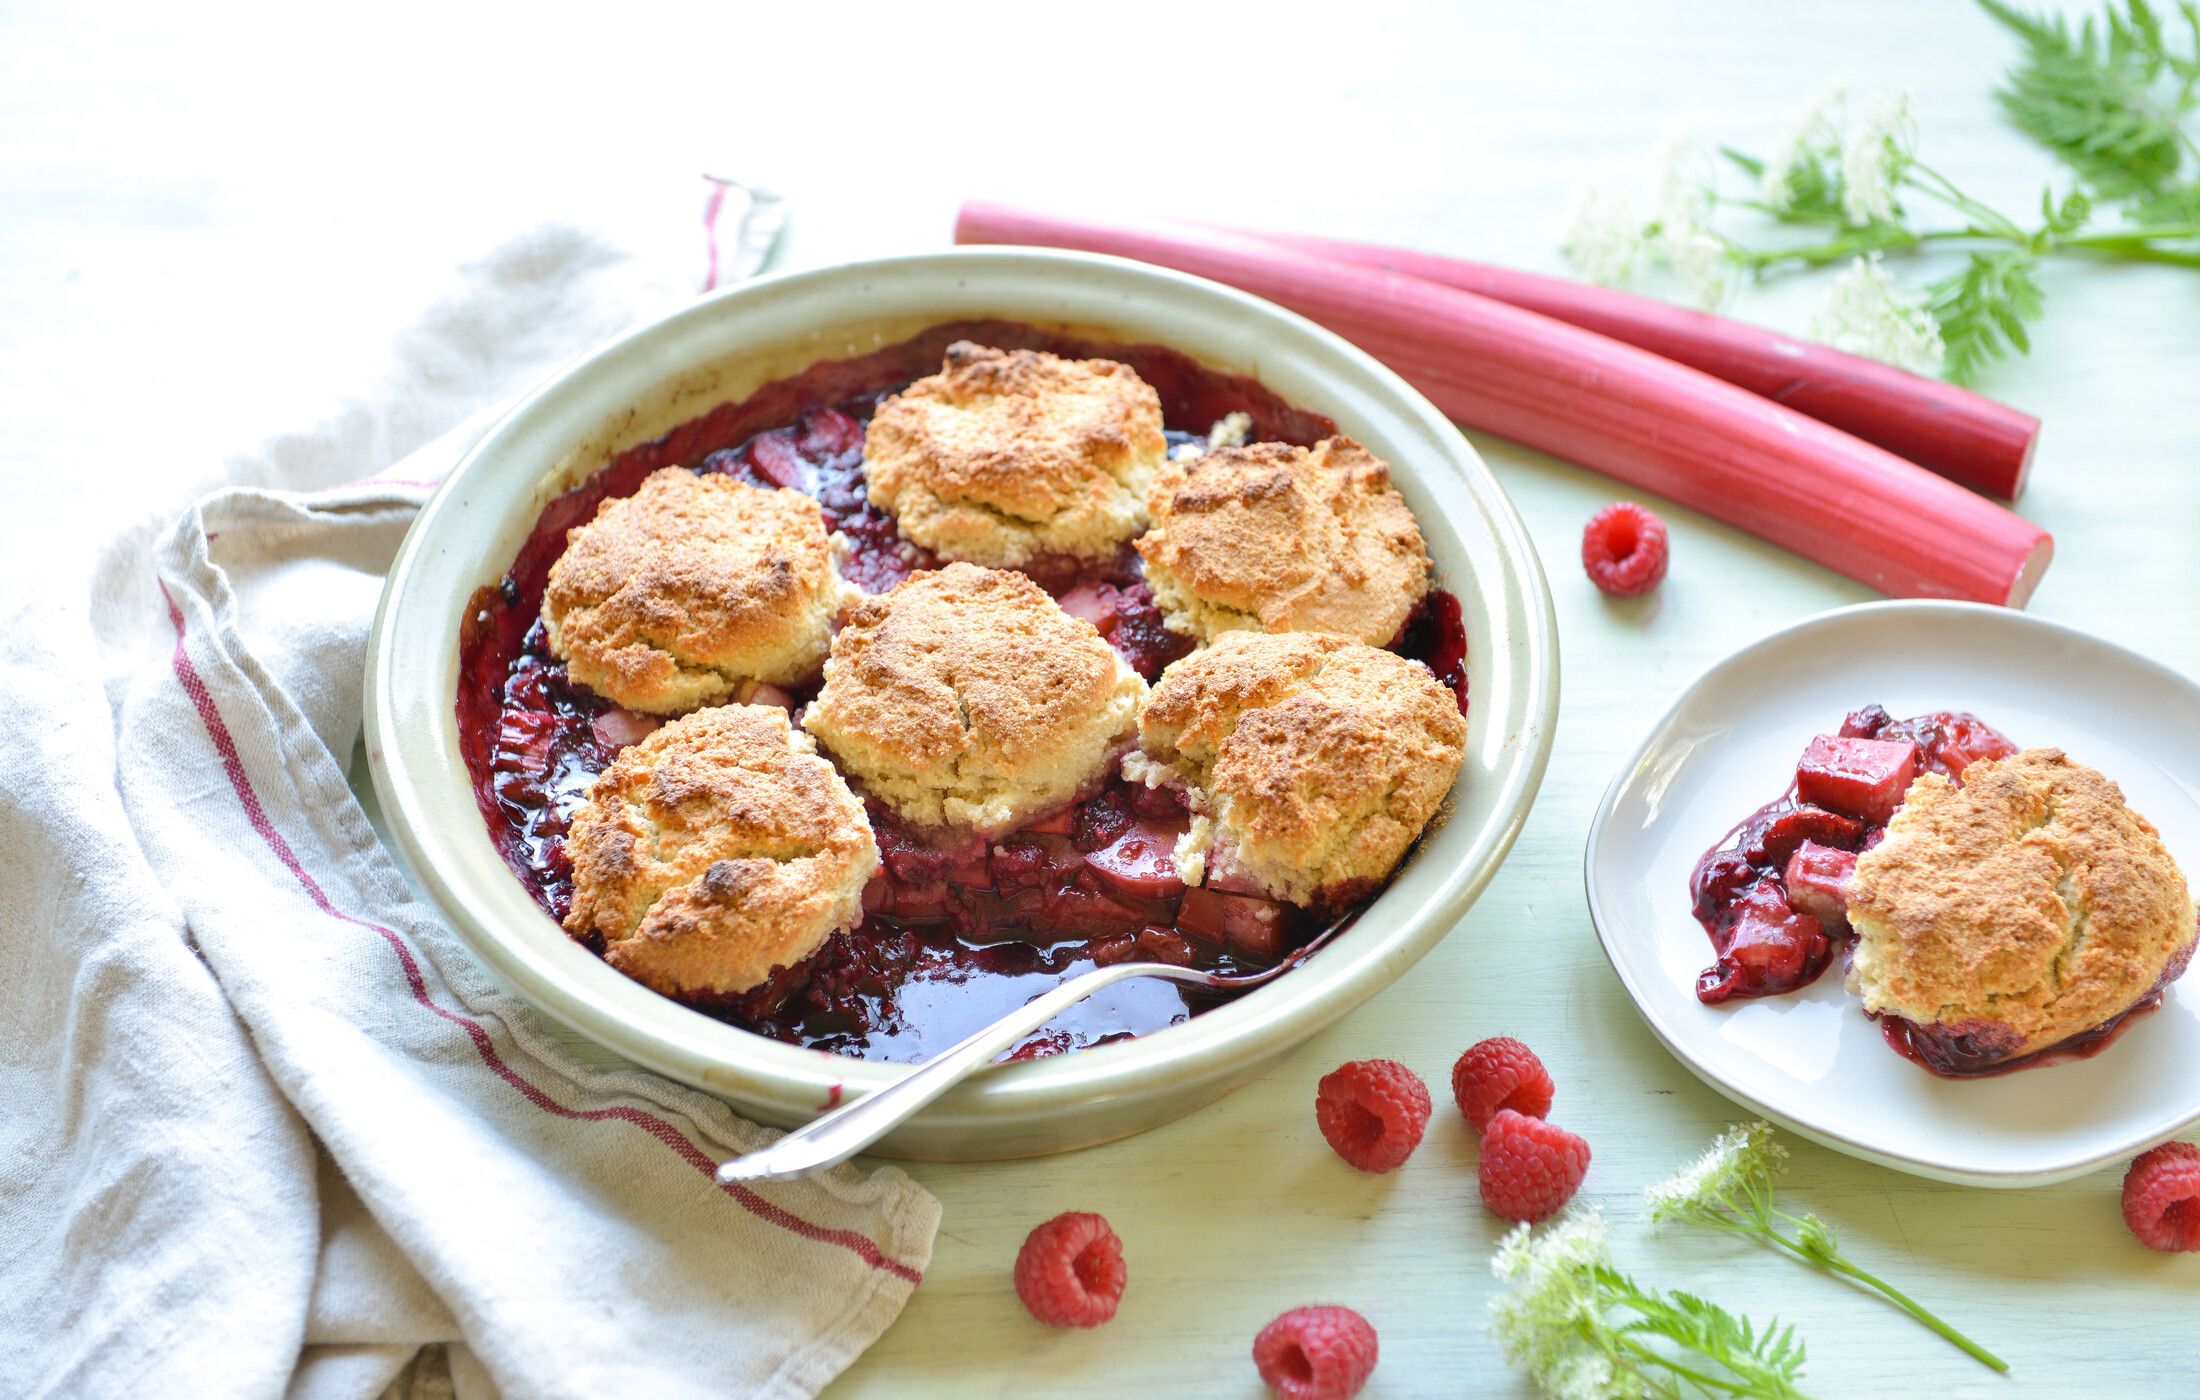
left=715, top=959, right=1196, bottom=1182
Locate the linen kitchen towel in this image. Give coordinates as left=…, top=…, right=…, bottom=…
left=0, top=196, right=941, bottom=1400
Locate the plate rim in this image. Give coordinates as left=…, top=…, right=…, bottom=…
left=1582, top=597, right=2200, bottom=1187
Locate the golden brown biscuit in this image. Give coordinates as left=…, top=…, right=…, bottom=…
left=543, top=467, right=855, bottom=715
left=1136, top=436, right=1431, bottom=647
left=1132, top=630, right=1466, bottom=906
left=861, top=341, right=1167, bottom=568
left=802, top=562, right=1147, bottom=837
left=564, top=705, right=879, bottom=999
left=1848, top=748, right=2196, bottom=1062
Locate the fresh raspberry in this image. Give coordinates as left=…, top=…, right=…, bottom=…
left=1478, top=1109, right=1591, bottom=1223
left=1580, top=502, right=1669, bottom=597
left=1252, top=1305, right=1379, bottom=1400
left=1013, top=1211, right=1127, bottom=1326
left=1315, top=1059, right=1432, bottom=1173
left=1450, top=1037, right=1556, bottom=1134
left=2121, top=1141, right=2200, bottom=1252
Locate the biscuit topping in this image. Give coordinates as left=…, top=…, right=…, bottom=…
left=563, top=705, right=879, bottom=999
left=1137, top=435, right=1431, bottom=647
left=1137, top=631, right=1465, bottom=907
left=1848, top=747, right=2196, bottom=1062
left=803, top=562, right=1147, bottom=836
left=542, top=467, right=852, bottom=714
left=862, top=342, right=1166, bottom=569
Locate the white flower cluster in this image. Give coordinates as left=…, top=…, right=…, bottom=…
left=1556, top=132, right=1732, bottom=309
left=1488, top=1212, right=1640, bottom=1400
left=1759, top=87, right=1843, bottom=213
left=1809, top=255, right=1947, bottom=376
left=1645, top=1120, right=1786, bottom=1222
left=1558, top=184, right=1644, bottom=287
left=1759, top=86, right=1915, bottom=226
left=1841, top=92, right=1915, bottom=225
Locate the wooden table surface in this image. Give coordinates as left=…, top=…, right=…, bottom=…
left=10, top=1, right=2197, bottom=1395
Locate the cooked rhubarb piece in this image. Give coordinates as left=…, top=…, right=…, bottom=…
left=1796, top=735, right=1920, bottom=824
left=1838, top=704, right=1892, bottom=739
left=1054, top=580, right=1119, bottom=630
left=1022, top=807, right=1078, bottom=836
left=1698, top=884, right=1830, bottom=1003
left=1082, top=817, right=1190, bottom=901
left=1744, top=803, right=1866, bottom=867
left=1134, top=926, right=1196, bottom=966
left=589, top=707, right=662, bottom=752
left=492, top=708, right=559, bottom=779
left=1784, top=841, right=1858, bottom=935
left=1178, top=888, right=1291, bottom=962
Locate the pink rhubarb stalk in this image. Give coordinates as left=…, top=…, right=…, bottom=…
left=955, top=202, right=2052, bottom=606
left=1222, top=226, right=2039, bottom=500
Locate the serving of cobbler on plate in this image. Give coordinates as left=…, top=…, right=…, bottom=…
left=457, top=323, right=1471, bottom=1063
left=1691, top=705, right=2197, bottom=1076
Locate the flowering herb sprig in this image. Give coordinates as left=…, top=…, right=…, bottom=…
left=1489, top=1210, right=1811, bottom=1399
left=1646, top=1124, right=2006, bottom=1374
left=1558, top=1, right=2200, bottom=385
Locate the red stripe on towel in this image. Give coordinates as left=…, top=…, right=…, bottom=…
left=160, top=585, right=922, bottom=1286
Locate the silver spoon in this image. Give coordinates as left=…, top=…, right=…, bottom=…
left=715, top=912, right=1353, bottom=1183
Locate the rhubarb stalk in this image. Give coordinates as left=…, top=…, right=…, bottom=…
left=955, top=202, right=2052, bottom=607
left=1224, top=226, right=2039, bottom=500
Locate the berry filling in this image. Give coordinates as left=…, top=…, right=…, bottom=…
left=1690, top=706, right=2013, bottom=1005
left=455, top=322, right=1471, bottom=1062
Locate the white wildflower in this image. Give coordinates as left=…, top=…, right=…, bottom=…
left=1651, top=131, right=1716, bottom=228
left=1760, top=86, right=1844, bottom=212
left=1558, top=184, right=1646, bottom=286
left=1840, top=90, right=1914, bottom=225
left=1809, top=255, right=1946, bottom=375
left=1491, top=1210, right=1610, bottom=1285
left=1655, top=221, right=1734, bottom=309
left=1489, top=1213, right=1622, bottom=1397
left=1543, top=1352, right=1631, bottom=1400
left=1646, top=1120, right=1786, bottom=1223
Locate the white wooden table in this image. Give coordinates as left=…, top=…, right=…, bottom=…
left=9, top=1, right=2196, bottom=1395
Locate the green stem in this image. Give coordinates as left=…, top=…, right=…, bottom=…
left=1905, top=163, right=2027, bottom=240
left=2064, top=222, right=2200, bottom=246
left=1611, top=1335, right=1759, bottom=1396
left=1728, top=220, right=2200, bottom=273
left=2061, top=241, right=2200, bottom=267
left=1727, top=226, right=1994, bottom=269
left=1757, top=1229, right=2008, bottom=1373
left=1728, top=229, right=1922, bottom=268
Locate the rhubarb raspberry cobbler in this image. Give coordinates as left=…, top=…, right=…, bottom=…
left=1137, top=436, right=1433, bottom=647
left=456, top=320, right=1471, bottom=1062
left=1690, top=705, right=2196, bottom=1076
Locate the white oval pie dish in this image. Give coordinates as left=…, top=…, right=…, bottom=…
left=364, top=247, right=1558, bottom=1160
left=1585, top=600, right=2200, bottom=1187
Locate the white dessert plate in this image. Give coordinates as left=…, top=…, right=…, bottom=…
left=1586, top=600, right=2200, bottom=1187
